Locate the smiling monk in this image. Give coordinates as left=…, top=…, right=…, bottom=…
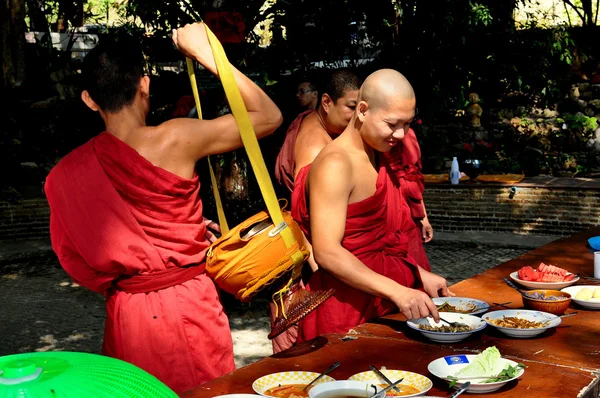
left=292, top=69, right=453, bottom=341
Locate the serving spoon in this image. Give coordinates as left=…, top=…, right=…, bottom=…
left=302, top=361, right=340, bottom=391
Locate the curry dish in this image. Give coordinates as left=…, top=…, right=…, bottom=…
left=488, top=316, right=547, bottom=329
left=418, top=324, right=472, bottom=333
left=264, top=384, right=310, bottom=398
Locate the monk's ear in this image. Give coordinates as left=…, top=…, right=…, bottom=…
left=140, top=75, right=150, bottom=98
left=356, top=101, right=369, bottom=122
left=81, top=90, right=99, bottom=112
left=321, top=93, right=333, bottom=113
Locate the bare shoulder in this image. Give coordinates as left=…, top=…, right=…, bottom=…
left=309, top=148, right=353, bottom=187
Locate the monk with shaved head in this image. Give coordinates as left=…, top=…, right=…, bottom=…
left=291, top=69, right=453, bottom=341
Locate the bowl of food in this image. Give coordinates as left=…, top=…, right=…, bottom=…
left=561, top=285, right=600, bottom=309
left=253, top=371, right=335, bottom=397
left=406, top=312, right=486, bottom=343
left=482, top=309, right=561, bottom=338
left=521, top=289, right=571, bottom=315
left=431, top=297, right=490, bottom=316
left=308, top=381, right=384, bottom=398
left=427, top=346, right=524, bottom=394
left=347, top=369, right=433, bottom=397
left=510, top=263, right=579, bottom=290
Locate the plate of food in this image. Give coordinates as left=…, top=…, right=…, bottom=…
left=482, top=309, right=561, bottom=338
left=510, top=263, right=579, bottom=289
left=427, top=346, right=525, bottom=394
left=253, top=371, right=335, bottom=397
left=406, top=312, right=486, bottom=343
left=432, top=297, right=490, bottom=316
left=561, top=285, right=600, bottom=309
left=347, top=368, right=433, bottom=397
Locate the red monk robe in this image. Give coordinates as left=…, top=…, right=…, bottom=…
left=291, top=160, right=422, bottom=341
left=45, top=132, right=235, bottom=393
left=384, top=128, right=431, bottom=271
left=275, top=110, right=313, bottom=192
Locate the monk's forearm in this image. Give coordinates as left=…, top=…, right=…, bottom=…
left=194, top=55, right=282, bottom=137
left=314, top=248, right=409, bottom=301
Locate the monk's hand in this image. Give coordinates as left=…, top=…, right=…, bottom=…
left=418, top=267, right=455, bottom=298
left=391, top=288, right=440, bottom=322
left=172, top=23, right=217, bottom=73
left=421, top=218, right=434, bottom=243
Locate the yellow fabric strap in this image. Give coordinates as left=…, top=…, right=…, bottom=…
left=186, top=58, right=229, bottom=234
left=203, top=25, right=300, bottom=252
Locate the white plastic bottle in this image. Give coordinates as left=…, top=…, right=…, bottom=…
left=450, top=157, right=460, bottom=185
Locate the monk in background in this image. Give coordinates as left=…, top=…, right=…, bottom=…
left=384, top=128, right=433, bottom=271
left=271, top=69, right=360, bottom=353
left=276, top=69, right=361, bottom=193
left=292, top=69, right=453, bottom=341
left=44, top=23, right=282, bottom=393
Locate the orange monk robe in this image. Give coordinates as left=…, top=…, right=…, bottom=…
left=291, top=160, right=423, bottom=342
left=45, top=132, right=235, bottom=393
left=384, top=128, right=431, bottom=271
left=275, top=110, right=313, bottom=192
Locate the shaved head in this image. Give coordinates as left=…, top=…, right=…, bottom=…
left=358, top=69, right=415, bottom=111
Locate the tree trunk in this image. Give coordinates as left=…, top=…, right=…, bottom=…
left=25, top=0, right=49, bottom=32
left=1, top=0, right=27, bottom=90
left=580, top=0, right=594, bottom=25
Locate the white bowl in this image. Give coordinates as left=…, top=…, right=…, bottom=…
left=509, top=271, right=579, bottom=289
left=253, top=371, right=335, bottom=397
left=309, top=381, right=383, bottom=398
left=431, top=297, right=490, bottom=316
left=561, top=285, right=600, bottom=309
left=482, top=309, right=561, bottom=338
left=427, top=354, right=524, bottom=393
left=348, top=369, right=433, bottom=397
left=407, top=312, right=486, bottom=343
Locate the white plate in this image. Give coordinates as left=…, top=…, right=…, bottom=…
left=253, top=371, right=335, bottom=397
left=309, top=381, right=383, bottom=398
left=348, top=369, right=433, bottom=397
left=214, top=395, right=261, bottom=397
left=407, top=312, right=486, bottom=343
left=427, top=354, right=524, bottom=394
left=509, top=271, right=579, bottom=289
left=561, top=285, right=600, bottom=309
left=432, top=297, right=490, bottom=316
left=482, top=310, right=561, bottom=338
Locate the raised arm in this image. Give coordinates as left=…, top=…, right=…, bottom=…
left=168, top=23, right=282, bottom=160
left=308, top=153, right=439, bottom=321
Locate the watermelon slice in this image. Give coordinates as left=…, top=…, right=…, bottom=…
left=518, top=266, right=537, bottom=281
left=516, top=263, right=572, bottom=282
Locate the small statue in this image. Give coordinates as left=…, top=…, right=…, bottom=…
left=466, top=92, right=483, bottom=128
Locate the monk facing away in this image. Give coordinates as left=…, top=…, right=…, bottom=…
left=44, top=23, right=282, bottom=393
left=292, top=69, right=453, bottom=341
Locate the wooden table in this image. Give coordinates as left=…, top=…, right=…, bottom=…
left=183, top=228, right=600, bottom=398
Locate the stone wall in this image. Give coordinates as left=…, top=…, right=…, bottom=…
left=1, top=183, right=599, bottom=240
left=424, top=185, right=600, bottom=236
left=0, top=198, right=50, bottom=241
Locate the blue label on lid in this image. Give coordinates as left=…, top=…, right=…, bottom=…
left=444, top=355, right=469, bottom=365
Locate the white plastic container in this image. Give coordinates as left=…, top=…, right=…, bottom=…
left=450, top=157, right=460, bottom=184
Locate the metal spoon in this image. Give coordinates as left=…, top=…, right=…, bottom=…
left=438, top=316, right=470, bottom=329
left=449, top=381, right=471, bottom=397
left=369, top=365, right=400, bottom=393
left=503, top=277, right=527, bottom=295
left=370, top=378, right=404, bottom=398
left=558, top=312, right=578, bottom=319
left=302, top=361, right=340, bottom=391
